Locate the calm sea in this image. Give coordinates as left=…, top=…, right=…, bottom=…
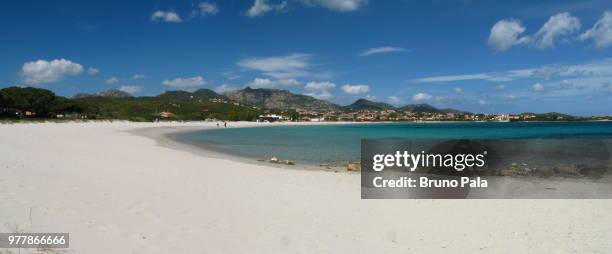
left=175, top=121, right=612, bottom=164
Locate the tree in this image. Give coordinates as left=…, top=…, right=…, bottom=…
left=1, top=87, right=56, bottom=115
left=49, top=96, right=85, bottom=116
left=0, top=90, right=12, bottom=108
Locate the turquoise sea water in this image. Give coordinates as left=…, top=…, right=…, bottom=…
left=175, top=122, right=612, bottom=164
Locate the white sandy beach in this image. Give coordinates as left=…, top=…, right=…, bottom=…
left=1, top=121, right=612, bottom=253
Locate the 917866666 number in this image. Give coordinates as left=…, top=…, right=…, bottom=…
left=0, top=233, right=69, bottom=248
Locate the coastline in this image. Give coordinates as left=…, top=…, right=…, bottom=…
left=131, top=121, right=362, bottom=172
left=1, top=121, right=612, bottom=253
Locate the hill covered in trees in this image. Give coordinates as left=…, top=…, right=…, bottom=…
left=0, top=87, right=260, bottom=121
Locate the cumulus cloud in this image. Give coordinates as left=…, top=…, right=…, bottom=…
left=300, top=0, right=368, bottom=11
left=304, top=81, right=335, bottom=90
left=488, top=19, right=528, bottom=51
left=105, top=77, right=119, bottom=84
left=197, top=2, right=219, bottom=16
left=151, top=10, right=182, bottom=23
left=531, top=12, right=581, bottom=49
left=21, top=59, right=84, bottom=85
left=454, top=87, right=464, bottom=94
left=246, top=78, right=300, bottom=89
left=163, top=76, right=206, bottom=90
left=533, top=82, right=546, bottom=92
left=496, top=84, right=506, bottom=90
left=304, top=81, right=335, bottom=99
left=341, top=84, right=370, bottom=94
left=119, top=85, right=143, bottom=94
left=477, top=100, right=488, bottom=105
left=238, top=54, right=315, bottom=79
left=579, top=11, right=612, bottom=49
left=360, top=46, right=408, bottom=56
left=304, top=90, right=333, bottom=100
left=87, top=67, right=99, bottom=75
left=489, top=12, right=582, bottom=51
left=412, top=92, right=432, bottom=102
left=214, top=84, right=239, bottom=94
left=246, top=0, right=287, bottom=17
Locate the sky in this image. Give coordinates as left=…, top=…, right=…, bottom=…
left=2, top=0, right=612, bottom=115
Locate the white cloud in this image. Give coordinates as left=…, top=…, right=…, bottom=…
left=364, top=94, right=376, bottom=101
left=304, top=81, right=335, bottom=99
left=579, top=11, right=612, bottom=49
left=533, top=83, right=546, bottom=92
left=412, top=92, right=432, bottom=102
left=87, top=67, right=99, bottom=75
left=487, top=19, right=528, bottom=51
left=454, top=87, right=464, bottom=94
left=531, top=12, right=581, bottom=49
left=360, top=46, right=407, bottom=56
left=304, top=90, right=333, bottom=100
left=198, top=2, right=219, bottom=16
left=151, top=10, right=182, bottom=23
left=532, top=66, right=569, bottom=79
left=119, top=85, right=143, bottom=94
left=489, top=12, right=581, bottom=51
left=387, top=95, right=402, bottom=104
left=496, top=84, right=506, bottom=90
left=477, top=100, right=488, bottom=105
left=341, top=84, right=370, bottom=94
left=238, top=54, right=315, bottom=79
left=304, top=81, right=335, bottom=90
left=414, top=58, right=612, bottom=83
left=246, top=0, right=287, bottom=17
left=300, top=0, right=368, bottom=11
left=105, top=77, right=119, bottom=84
left=246, top=0, right=366, bottom=17
left=163, top=76, right=206, bottom=90
left=132, top=74, right=146, bottom=80
left=414, top=72, right=522, bottom=83
left=246, top=78, right=300, bottom=89
left=214, top=84, right=239, bottom=94
left=21, top=59, right=84, bottom=85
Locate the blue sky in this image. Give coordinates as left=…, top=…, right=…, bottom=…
left=2, top=0, right=612, bottom=115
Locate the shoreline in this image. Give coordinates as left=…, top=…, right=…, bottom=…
left=131, top=121, right=360, bottom=172
left=141, top=121, right=612, bottom=178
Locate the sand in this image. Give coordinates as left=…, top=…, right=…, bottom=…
left=1, top=121, right=611, bottom=253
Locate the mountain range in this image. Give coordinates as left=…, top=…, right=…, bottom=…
left=225, top=87, right=466, bottom=113
left=73, top=86, right=467, bottom=114
left=225, top=87, right=340, bottom=112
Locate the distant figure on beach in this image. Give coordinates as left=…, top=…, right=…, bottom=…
left=224, top=121, right=227, bottom=127
left=216, top=122, right=219, bottom=127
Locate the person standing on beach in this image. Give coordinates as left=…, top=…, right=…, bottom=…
left=224, top=121, right=227, bottom=127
